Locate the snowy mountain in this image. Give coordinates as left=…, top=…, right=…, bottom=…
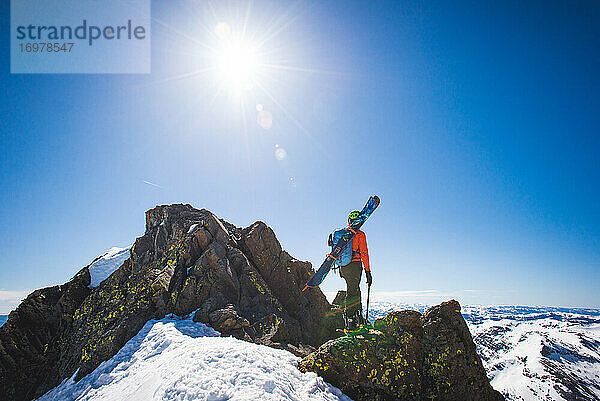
left=37, top=314, right=350, bottom=401
left=467, top=306, right=600, bottom=401
left=369, top=302, right=600, bottom=401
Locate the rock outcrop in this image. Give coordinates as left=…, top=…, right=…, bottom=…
left=0, top=204, right=331, bottom=401
left=299, top=300, right=504, bottom=401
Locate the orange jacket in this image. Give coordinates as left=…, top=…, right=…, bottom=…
left=352, top=230, right=370, bottom=271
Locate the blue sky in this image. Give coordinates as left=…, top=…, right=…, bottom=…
left=1, top=0, right=599, bottom=313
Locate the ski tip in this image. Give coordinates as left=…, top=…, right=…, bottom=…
left=301, top=285, right=309, bottom=292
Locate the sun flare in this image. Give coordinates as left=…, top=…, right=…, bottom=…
left=216, top=41, right=260, bottom=91
left=144, top=2, right=331, bottom=132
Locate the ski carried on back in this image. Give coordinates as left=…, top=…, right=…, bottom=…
left=302, top=195, right=380, bottom=291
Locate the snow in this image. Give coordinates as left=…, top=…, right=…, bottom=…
left=88, top=247, right=130, bottom=288
left=470, top=315, right=600, bottom=401
left=187, top=223, right=199, bottom=234
left=37, top=314, right=352, bottom=401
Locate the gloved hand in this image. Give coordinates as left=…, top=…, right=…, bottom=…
left=365, top=270, right=373, bottom=286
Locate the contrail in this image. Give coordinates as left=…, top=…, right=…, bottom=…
left=143, top=180, right=163, bottom=189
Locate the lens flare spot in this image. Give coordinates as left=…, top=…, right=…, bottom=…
left=275, top=148, right=287, bottom=160
left=257, top=110, right=273, bottom=129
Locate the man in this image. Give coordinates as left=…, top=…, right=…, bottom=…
left=331, top=210, right=373, bottom=330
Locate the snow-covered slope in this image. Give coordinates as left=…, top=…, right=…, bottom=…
left=467, top=306, right=600, bottom=401
left=88, top=247, right=130, bottom=288
left=369, top=302, right=600, bottom=401
left=37, top=314, right=351, bottom=401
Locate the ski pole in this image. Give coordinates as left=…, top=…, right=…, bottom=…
left=366, top=283, right=371, bottom=323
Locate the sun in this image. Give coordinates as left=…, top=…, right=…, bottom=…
left=144, top=3, right=339, bottom=127
left=216, top=40, right=260, bottom=92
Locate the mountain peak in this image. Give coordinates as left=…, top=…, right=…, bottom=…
left=0, top=205, right=331, bottom=400
left=0, top=204, right=501, bottom=400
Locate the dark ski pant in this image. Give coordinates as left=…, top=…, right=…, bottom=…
left=340, top=261, right=363, bottom=321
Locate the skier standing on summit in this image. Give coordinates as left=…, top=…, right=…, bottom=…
left=329, top=210, right=373, bottom=330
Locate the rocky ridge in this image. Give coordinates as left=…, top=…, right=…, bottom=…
left=0, top=204, right=501, bottom=401
left=0, top=204, right=330, bottom=400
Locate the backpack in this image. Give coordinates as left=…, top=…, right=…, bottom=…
left=330, top=228, right=354, bottom=267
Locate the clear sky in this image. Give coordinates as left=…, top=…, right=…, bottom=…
left=1, top=0, right=599, bottom=313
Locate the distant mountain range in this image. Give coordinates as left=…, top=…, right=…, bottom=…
left=369, top=302, right=600, bottom=401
